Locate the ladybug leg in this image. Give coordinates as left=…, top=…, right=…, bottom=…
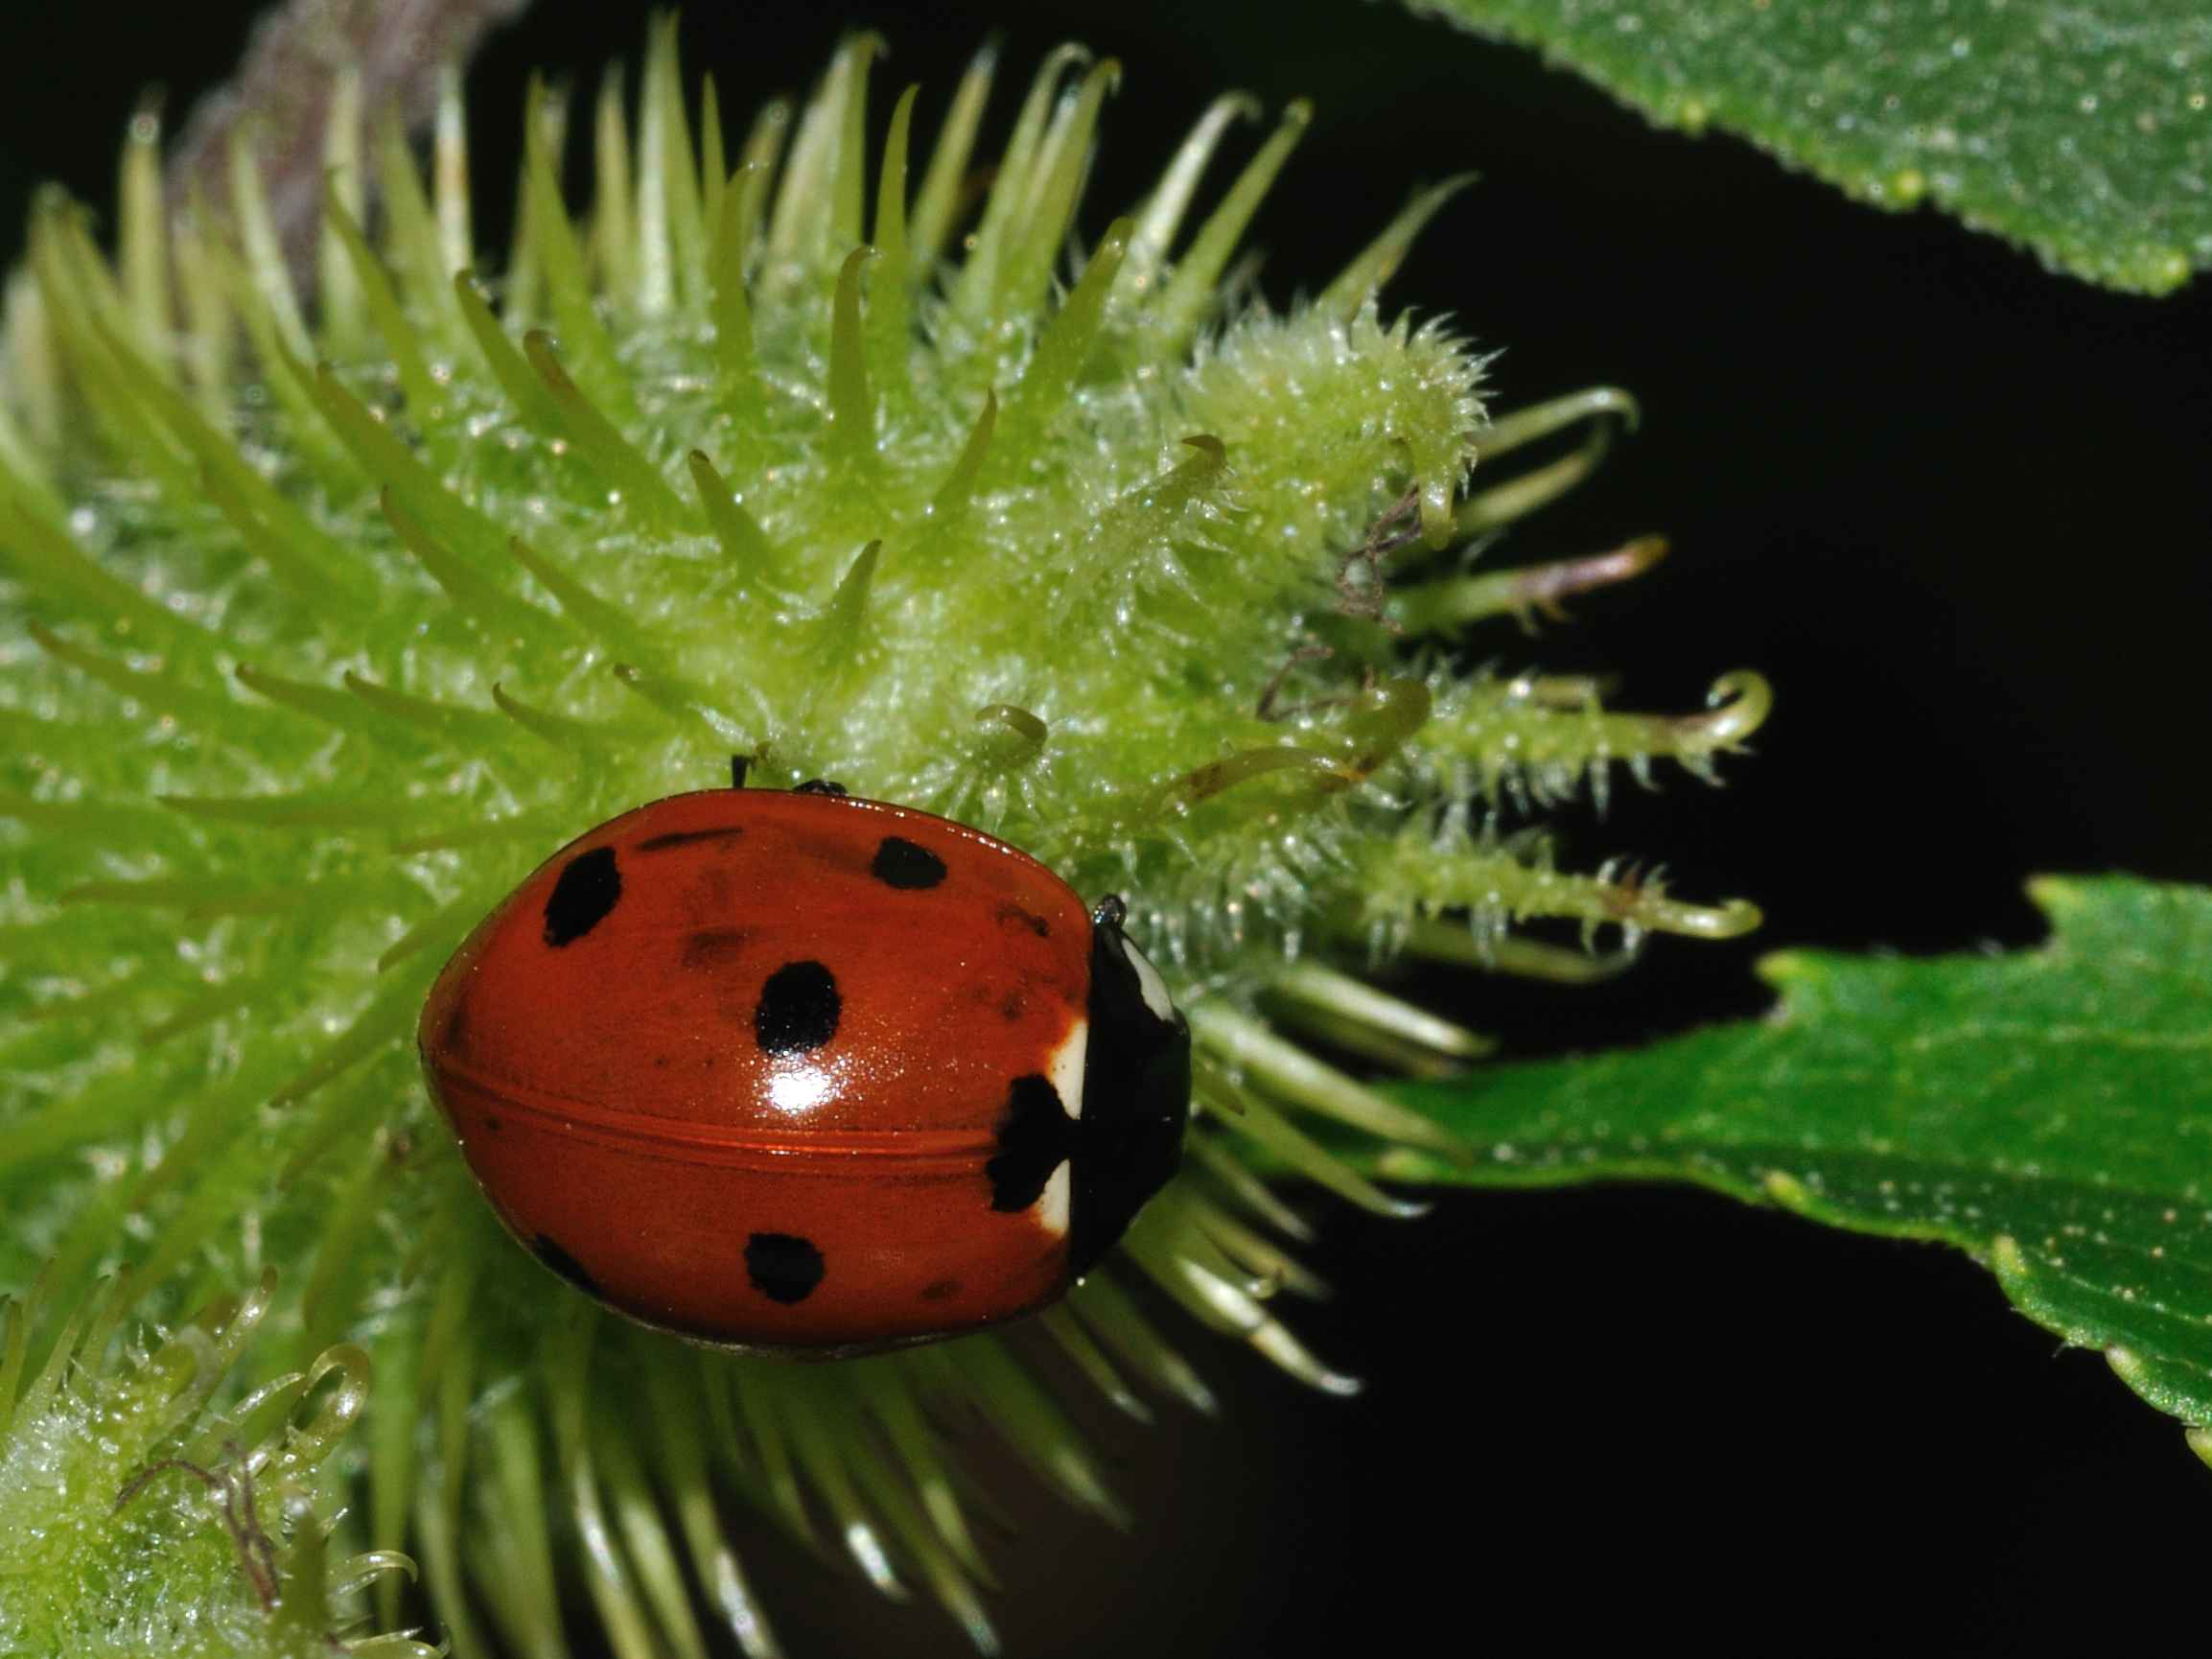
left=729, top=754, right=754, bottom=788
left=1091, top=893, right=1128, bottom=930
left=793, top=779, right=850, bottom=798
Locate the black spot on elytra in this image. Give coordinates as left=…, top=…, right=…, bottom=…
left=999, top=990, right=1027, bottom=1022
left=440, top=997, right=471, bottom=1057
left=745, top=1232, right=826, bottom=1303
left=871, top=835, right=947, bottom=890
left=533, top=1235, right=600, bottom=1297
left=479, top=1113, right=502, bottom=1134
left=995, top=902, right=1051, bottom=939
left=920, top=1277, right=960, bottom=1302
left=755, top=960, right=840, bottom=1053
left=987, top=1073, right=1074, bottom=1213
left=544, top=846, right=621, bottom=946
left=637, top=824, right=748, bottom=853
left=682, top=927, right=753, bottom=969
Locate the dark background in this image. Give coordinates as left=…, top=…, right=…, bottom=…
left=7, top=0, right=2212, bottom=1652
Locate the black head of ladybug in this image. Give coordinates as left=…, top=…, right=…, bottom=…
left=1069, top=895, right=1193, bottom=1275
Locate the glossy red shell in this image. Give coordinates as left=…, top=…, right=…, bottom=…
left=419, top=788, right=1098, bottom=1353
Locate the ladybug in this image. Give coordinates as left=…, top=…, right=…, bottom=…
left=419, top=779, right=1191, bottom=1354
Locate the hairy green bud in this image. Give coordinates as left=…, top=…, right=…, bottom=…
left=0, top=25, right=1765, bottom=1653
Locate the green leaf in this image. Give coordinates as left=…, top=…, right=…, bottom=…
left=1387, top=876, right=2212, bottom=1437
left=1401, top=0, right=2212, bottom=294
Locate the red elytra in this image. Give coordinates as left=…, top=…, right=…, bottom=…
left=419, top=785, right=1191, bottom=1355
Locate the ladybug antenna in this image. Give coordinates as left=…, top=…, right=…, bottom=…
left=1091, top=894, right=1128, bottom=930
left=730, top=754, right=754, bottom=788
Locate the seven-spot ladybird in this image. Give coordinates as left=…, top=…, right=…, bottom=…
left=419, top=782, right=1192, bottom=1354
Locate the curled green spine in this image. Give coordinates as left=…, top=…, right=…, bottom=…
left=0, top=22, right=1767, bottom=1654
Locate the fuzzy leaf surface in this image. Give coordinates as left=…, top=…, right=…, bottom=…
left=1385, top=876, right=2212, bottom=1430
left=1400, top=0, right=2212, bottom=294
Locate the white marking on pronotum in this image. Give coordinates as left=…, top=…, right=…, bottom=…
left=1123, top=935, right=1177, bottom=1024
left=1037, top=1161, right=1071, bottom=1237
left=1048, top=1016, right=1089, bottom=1119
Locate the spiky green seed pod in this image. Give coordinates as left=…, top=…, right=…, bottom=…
left=0, top=1272, right=422, bottom=1657
left=0, top=24, right=1768, bottom=1654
